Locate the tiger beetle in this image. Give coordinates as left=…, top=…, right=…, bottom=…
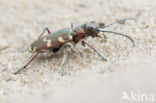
left=13, top=18, right=136, bottom=76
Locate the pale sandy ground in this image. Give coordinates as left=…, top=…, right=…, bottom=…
left=0, top=0, right=156, bottom=103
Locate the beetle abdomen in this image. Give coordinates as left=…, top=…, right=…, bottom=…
left=29, top=28, right=73, bottom=52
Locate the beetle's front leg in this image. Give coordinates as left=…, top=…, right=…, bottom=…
left=82, top=40, right=108, bottom=61
left=67, top=41, right=76, bottom=52
left=81, top=40, right=86, bottom=47
left=61, top=43, right=68, bottom=76
left=102, top=33, right=107, bottom=42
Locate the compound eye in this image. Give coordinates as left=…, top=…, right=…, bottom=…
left=90, top=21, right=96, bottom=24
left=99, top=23, right=105, bottom=27
left=89, top=26, right=96, bottom=31
left=90, top=27, right=94, bottom=30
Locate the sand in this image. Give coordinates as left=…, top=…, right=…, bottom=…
left=0, top=0, right=156, bottom=103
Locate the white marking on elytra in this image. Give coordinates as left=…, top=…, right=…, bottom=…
left=58, top=37, right=65, bottom=43
left=68, top=35, right=73, bottom=40
left=43, top=37, right=52, bottom=47
left=58, top=35, right=73, bottom=43
left=33, top=47, right=37, bottom=51
left=28, top=46, right=37, bottom=52
left=29, top=47, right=32, bottom=52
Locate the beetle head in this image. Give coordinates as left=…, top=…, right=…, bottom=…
left=83, top=19, right=135, bottom=46
left=83, top=21, right=105, bottom=38
left=85, top=18, right=135, bottom=46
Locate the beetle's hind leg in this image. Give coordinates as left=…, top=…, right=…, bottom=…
left=13, top=52, right=40, bottom=74
left=38, top=27, right=52, bottom=39
left=61, top=43, right=68, bottom=76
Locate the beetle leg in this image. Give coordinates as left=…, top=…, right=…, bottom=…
left=13, top=52, right=40, bottom=74
left=102, top=33, right=107, bottom=42
left=0, top=46, right=9, bottom=51
left=38, top=27, right=52, bottom=39
left=67, top=42, right=75, bottom=52
left=46, top=27, right=51, bottom=34
left=82, top=40, right=107, bottom=61
left=71, top=22, right=74, bottom=29
left=81, top=41, right=86, bottom=47
left=61, top=43, right=68, bottom=76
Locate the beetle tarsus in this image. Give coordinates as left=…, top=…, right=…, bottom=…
left=0, top=46, right=9, bottom=51
left=13, top=66, right=26, bottom=74
left=61, top=67, right=65, bottom=76
left=13, top=52, right=40, bottom=74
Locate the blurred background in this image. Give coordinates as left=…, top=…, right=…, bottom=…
left=0, top=0, right=156, bottom=103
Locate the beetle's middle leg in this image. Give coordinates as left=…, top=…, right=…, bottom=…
left=61, top=43, right=69, bottom=76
